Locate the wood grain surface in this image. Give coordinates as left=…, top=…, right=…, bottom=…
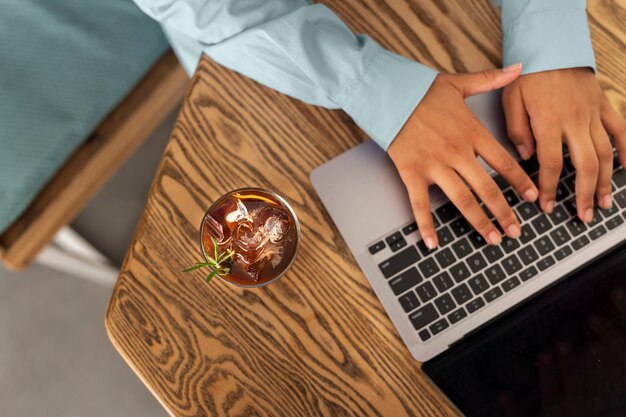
left=106, top=1, right=626, bottom=416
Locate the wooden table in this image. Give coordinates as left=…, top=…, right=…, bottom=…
left=106, top=1, right=626, bottom=416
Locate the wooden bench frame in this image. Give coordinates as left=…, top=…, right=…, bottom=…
left=0, top=50, right=189, bottom=271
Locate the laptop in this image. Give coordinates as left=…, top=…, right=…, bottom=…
left=310, top=91, right=626, bottom=416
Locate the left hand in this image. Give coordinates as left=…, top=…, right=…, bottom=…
left=502, top=67, right=626, bottom=222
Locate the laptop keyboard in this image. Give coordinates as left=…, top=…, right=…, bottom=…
left=370, top=150, right=626, bottom=343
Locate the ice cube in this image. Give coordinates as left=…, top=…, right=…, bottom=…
left=232, top=222, right=268, bottom=262
left=255, top=207, right=291, bottom=243
left=203, top=214, right=225, bottom=242
left=224, top=197, right=251, bottom=226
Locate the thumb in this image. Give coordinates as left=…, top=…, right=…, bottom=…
left=451, top=63, right=522, bottom=97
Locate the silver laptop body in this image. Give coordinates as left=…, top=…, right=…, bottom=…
left=310, top=91, right=626, bottom=362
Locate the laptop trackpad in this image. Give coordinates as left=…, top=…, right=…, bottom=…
left=422, top=242, right=626, bottom=417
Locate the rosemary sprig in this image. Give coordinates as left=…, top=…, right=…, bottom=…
left=183, top=237, right=235, bottom=283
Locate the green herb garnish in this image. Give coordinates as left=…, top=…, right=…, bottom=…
left=183, top=237, right=235, bottom=283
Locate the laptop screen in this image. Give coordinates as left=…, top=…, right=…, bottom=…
left=422, top=242, right=626, bottom=417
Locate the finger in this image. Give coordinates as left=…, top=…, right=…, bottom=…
left=449, top=63, right=522, bottom=98
left=456, top=159, right=521, bottom=238
left=503, top=86, right=535, bottom=160
left=474, top=132, right=538, bottom=203
left=404, top=176, right=438, bottom=249
left=565, top=125, right=599, bottom=222
left=532, top=120, right=563, bottom=213
left=600, top=98, right=626, bottom=167
left=590, top=118, right=614, bottom=209
left=435, top=168, right=502, bottom=245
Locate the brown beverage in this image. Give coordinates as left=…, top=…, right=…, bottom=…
left=199, top=188, right=300, bottom=287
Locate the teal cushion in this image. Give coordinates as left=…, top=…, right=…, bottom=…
left=0, top=0, right=168, bottom=234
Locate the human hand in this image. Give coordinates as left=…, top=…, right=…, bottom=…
left=502, top=67, right=626, bottom=221
left=388, top=64, right=538, bottom=249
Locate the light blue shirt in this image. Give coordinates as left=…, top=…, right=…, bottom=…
left=134, top=0, right=595, bottom=151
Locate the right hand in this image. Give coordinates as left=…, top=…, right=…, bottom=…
left=388, top=63, right=539, bottom=249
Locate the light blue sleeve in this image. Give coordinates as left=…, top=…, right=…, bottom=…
left=135, top=0, right=437, bottom=151
left=494, top=0, right=596, bottom=74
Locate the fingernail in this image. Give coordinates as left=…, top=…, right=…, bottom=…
left=584, top=208, right=594, bottom=223
left=488, top=231, right=502, bottom=245
left=503, top=62, right=522, bottom=72
left=516, top=145, right=530, bottom=160
left=523, top=188, right=538, bottom=202
left=545, top=200, right=555, bottom=214
left=507, top=224, right=521, bottom=239
left=601, top=195, right=612, bottom=209
left=424, top=237, right=437, bottom=250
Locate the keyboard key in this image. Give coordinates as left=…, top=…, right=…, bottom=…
left=448, top=308, right=468, bottom=324
left=484, top=287, right=504, bottom=303
left=418, top=329, right=431, bottom=341
left=502, top=254, right=523, bottom=275
left=378, top=246, right=421, bottom=278
left=589, top=225, right=607, bottom=240
left=589, top=209, right=603, bottom=227
left=450, top=217, right=471, bottom=237
left=435, top=202, right=460, bottom=224
left=537, top=256, right=556, bottom=271
left=571, top=235, right=591, bottom=250
left=564, top=174, right=576, bottom=193
left=389, top=267, right=422, bottom=295
left=555, top=183, right=569, bottom=201
left=416, top=281, right=438, bottom=302
left=466, top=297, right=486, bottom=313
left=566, top=218, right=587, bottom=237
left=517, top=202, right=539, bottom=220
left=493, top=174, right=509, bottom=190
left=600, top=202, right=619, bottom=218
left=502, top=277, right=521, bottom=292
left=418, top=257, right=440, bottom=278
left=369, top=241, right=385, bottom=255
left=501, top=237, right=520, bottom=253
left=398, top=291, right=420, bottom=312
left=450, top=262, right=471, bottom=283
left=548, top=205, right=569, bottom=225
left=503, top=189, right=520, bottom=206
left=563, top=157, right=575, bottom=174
left=467, top=253, right=488, bottom=273
left=402, top=222, right=418, bottom=235
left=519, top=266, right=539, bottom=281
left=520, top=158, right=539, bottom=175
left=451, top=238, right=472, bottom=259
left=532, top=214, right=552, bottom=234
left=554, top=246, right=573, bottom=261
left=451, top=283, right=472, bottom=305
left=468, top=231, right=487, bottom=249
left=434, top=294, right=456, bottom=315
left=485, top=264, right=507, bottom=285
left=468, top=274, right=489, bottom=295
left=534, top=236, right=555, bottom=256
left=435, top=247, right=456, bottom=269
left=410, top=304, right=439, bottom=330
left=483, top=245, right=504, bottom=263
left=616, top=189, right=626, bottom=208
left=433, top=272, right=455, bottom=292
left=416, top=240, right=434, bottom=257
left=520, top=224, right=536, bottom=244
left=389, top=238, right=407, bottom=252
left=385, top=232, right=403, bottom=246
left=437, top=226, right=455, bottom=247
left=518, top=246, right=539, bottom=265
left=429, top=318, right=450, bottom=335
left=614, top=168, right=626, bottom=188
left=606, top=215, right=624, bottom=230
left=564, top=198, right=578, bottom=217
left=550, top=226, right=572, bottom=246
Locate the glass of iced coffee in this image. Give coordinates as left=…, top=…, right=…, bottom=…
left=187, top=188, right=300, bottom=288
